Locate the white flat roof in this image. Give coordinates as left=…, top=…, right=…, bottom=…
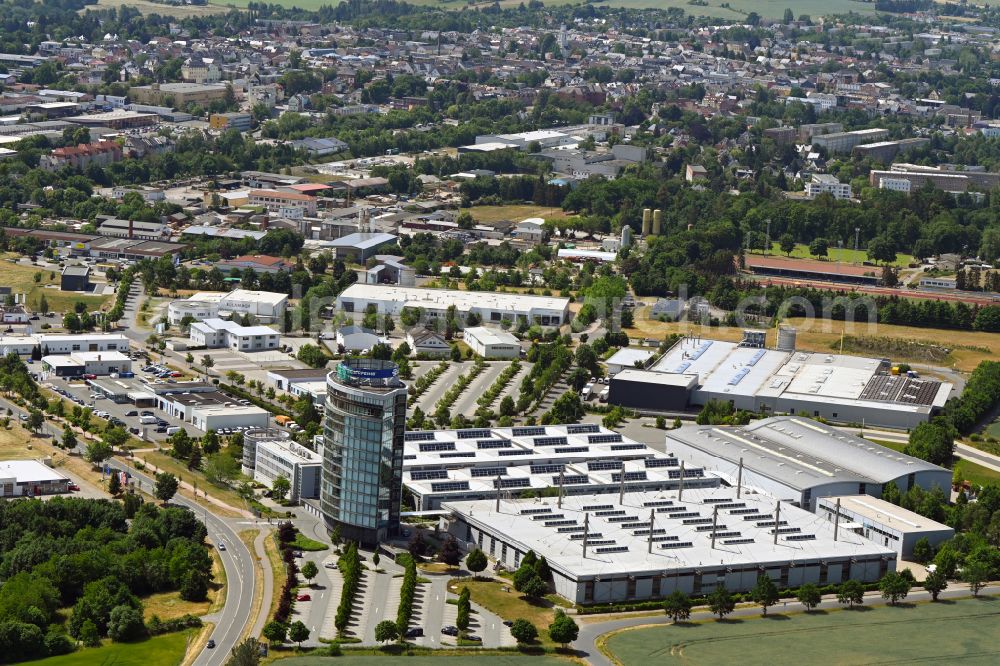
left=605, top=348, right=655, bottom=368
left=463, top=326, right=519, bottom=346
left=72, top=351, right=130, bottom=362
left=190, top=404, right=269, bottom=416
left=338, top=283, right=569, bottom=313
left=187, top=291, right=227, bottom=303
left=0, top=459, right=68, bottom=483
left=196, top=318, right=279, bottom=337
left=257, top=438, right=322, bottom=464
left=42, top=355, right=81, bottom=367
left=817, top=495, right=953, bottom=535
left=223, top=289, right=288, bottom=306
left=444, top=489, right=895, bottom=578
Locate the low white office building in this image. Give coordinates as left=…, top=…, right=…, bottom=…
left=336, top=284, right=570, bottom=327
left=817, top=495, right=954, bottom=558
left=462, top=327, right=521, bottom=359
left=335, top=325, right=387, bottom=353
left=0, top=335, right=38, bottom=357
left=0, top=460, right=71, bottom=497
left=605, top=348, right=655, bottom=375
left=189, top=404, right=270, bottom=432
left=189, top=318, right=280, bottom=351
left=41, top=351, right=132, bottom=377
left=38, top=334, right=129, bottom=355
left=806, top=173, right=852, bottom=200
left=167, top=289, right=288, bottom=325
left=444, top=489, right=896, bottom=604
left=252, top=438, right=322, bottom=501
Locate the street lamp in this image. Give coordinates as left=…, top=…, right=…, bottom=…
left=854, top=227, right=860, bottom=253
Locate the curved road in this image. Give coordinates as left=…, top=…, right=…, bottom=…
left=574, top=584, right=1000, bottom=666
left=109, top=459, right=257, bottom=665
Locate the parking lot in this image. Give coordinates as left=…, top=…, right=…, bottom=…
left=413, top=360, right=531, bottom=418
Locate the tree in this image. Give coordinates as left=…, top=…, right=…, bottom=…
left=78, top=619, right=101, bottom=648
left=262, top=621, right=287, bottom=645
left=912, top=537, right=934, bottom=564
left=154, top=472, right=178, bottom=503
left=783, top=7, right=794, bottom=23
left=301, top=561, right=318, bottom=586
left=108, top=470, right=122, bottom=495
left=62, top=426, right=77, bottom=450
left=271, top=476, right=291, bottom=502
left=107, top=604, right=146, bottom=642
left=879, top=571, right=911, bottom=606
left=751, top=574, right=779, bottom=616
left=296, top=344, right=328, bottom=368
left=520, top=574, right=549, bottom=600
left=923, top=568, right=948, bottom=601
left=203, top=452, right=239, bottom=485
left=38, top=294, right=48, bottom=315
left=200, top=355, right=215, bottom=373
left=180, top=569, right=209, bottom=602
left=778, top=233, right=795, bottom=256
left=374, top=619, right=398, bottom=644
left=407, top=532, right=428, bottom=559
left=288, top=620, right=309, bottom=648
left=808, top=237, right=829, bottom=259
left=663, top=590, right=692, bottom=623
left=838, top=579, right=865, bottom=608
left=27, top=409, right=43, bottom=433
left=867, top=236, right=898, bottom=265
left=103, top=426, right=129, bottom=451
left=707, top=584, right=736, bottom=620
left=466, top=548, right=488, bottom=577
left=225, top=638, right=261, bottom=666
left=796, top=583, right=822, bottom=611
left=904, top=423, right=954, bottom=467
left=450, top=345, right=462, bottom=362
left=547, top=610, right=579, bottom=648
left=439, top=535, right=462, bottom=566
left=85, top=440, right=113, bottom=465
left=510, top=618, right=538, bottom=644
left=961, top=560, right=989, bottom=597
left=372, top=552, right=380, bottom=568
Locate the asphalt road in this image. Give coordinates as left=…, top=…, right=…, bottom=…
left=573, top=584, right=1000, bottom=666
left=108, top=458, right=257, bottom=666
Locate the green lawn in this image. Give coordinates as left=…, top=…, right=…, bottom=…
left=765, top=242, right=915, bottom=267
left=954, top=459, right=1000, bottom=487
left=869, top=438, right=907, bottom=453
left=26, top=632, right=190, bottom=666
left=605, top=596, right=1000, bottom=666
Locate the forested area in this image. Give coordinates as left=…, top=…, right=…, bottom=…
left=0, top=498, right=211, bottom=661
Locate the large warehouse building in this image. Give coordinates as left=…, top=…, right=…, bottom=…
left=816, top=495, right=954, bottom=558
left=444, top=489, right=896, bottom=604
left=664, top=416, right=952, bottom=510
left=609, top=336, right=952, bottom=429
left=167, top=289, right=288, bottom=325
left=403, top=423, right=717, bottom=510
left=336, top=284, right=570, bottom=327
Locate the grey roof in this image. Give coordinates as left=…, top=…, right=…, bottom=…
left=329, top=232, right=397, bottom=250
left=61, top=265, right=90, bottom=277
left=666, top=416, right=947, bottom=491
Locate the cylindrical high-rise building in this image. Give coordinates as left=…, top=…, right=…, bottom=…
left=641, top=208, right=652, bottom=235
left=322, top=358, right=408, bottom=545
left=652, top=209, right=663, bottom=235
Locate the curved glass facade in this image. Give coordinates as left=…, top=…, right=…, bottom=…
left=322, top=358, right=407, bottom=544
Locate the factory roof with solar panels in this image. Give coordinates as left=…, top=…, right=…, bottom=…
left=614, top=331, right=953, bottom=429
left=663, top=416, right=953, bottom=509
left=442, top=489, right=896, bottom=602
left=402, top=424, right=719, bottom=510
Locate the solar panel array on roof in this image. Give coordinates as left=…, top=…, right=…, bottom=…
left=566, top=424, right=600, bottom=434
left=457, top=429, right=492, bottom=439
left=588, top=433, right=623, bottom=444
left=531, top=464, right=565, bottom=474
left=410, top=469, right=448, bottom=480
left=431, top=481, right=469, bottom=491
left=534, top=436, right=568, bottom=447
left=555, top=446, right=588, bottom=453
left=644, top=458, right=678, bottom=468
left=499, top=449, right=533, bottom=456
left=477, top=439, right=512, bottom=449
left=471, top=466, right=507, bottom=477
left=859, top=374, right=942, bottom=405
left=611, top=443, right=646, bottom=451
left=588, top=461, right=624, bottom=471
left=420, top=441, right=455, bottom=452
left=556, top=475, right=590, bottom=485
left=512, top=427, right=545, bottom=437
left=405, top=432, right=435, bottom=441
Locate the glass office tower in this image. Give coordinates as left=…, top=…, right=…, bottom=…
left=322, top=358, right=407, bottom=544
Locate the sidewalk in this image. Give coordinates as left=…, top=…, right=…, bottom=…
left=119, top=453, right=253, bottom=518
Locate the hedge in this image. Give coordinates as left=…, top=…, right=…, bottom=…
left=395, top=554, right=418, bottom=634
left=335, top=542, right=363, bottom=634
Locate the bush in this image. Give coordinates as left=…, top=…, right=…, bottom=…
left=510, top=618, right=537, bottom=644
left=334, top=542, right=363, bottom=634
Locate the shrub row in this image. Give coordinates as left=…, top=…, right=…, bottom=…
left=218, top=382, right=292, bottom=418
left=147, top=614, right=203, bottom=636
left=436, top=359, right=486, bottom=411
left=335, top=542, right=362, bottom=634
left=395, top=553, right=418, bottom=634
left=477, top=360, right=521, bottom=408
left=409, top=361, right=449, bottom=399
left=456, top=587, right=471, bottom=631
left=575, top=581, right=882, bottom=615
left=273, top=524, right=300, bottom=624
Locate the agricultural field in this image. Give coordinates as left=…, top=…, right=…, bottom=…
left=604, top=596, right=1000, bottom=666
left=276, top=656, right=569, bottom=665
left=87, top=0, right=235, bottom=16
left=470, top=204, right=570, bottom=226
left=216, top=0, right=872, bottom=20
